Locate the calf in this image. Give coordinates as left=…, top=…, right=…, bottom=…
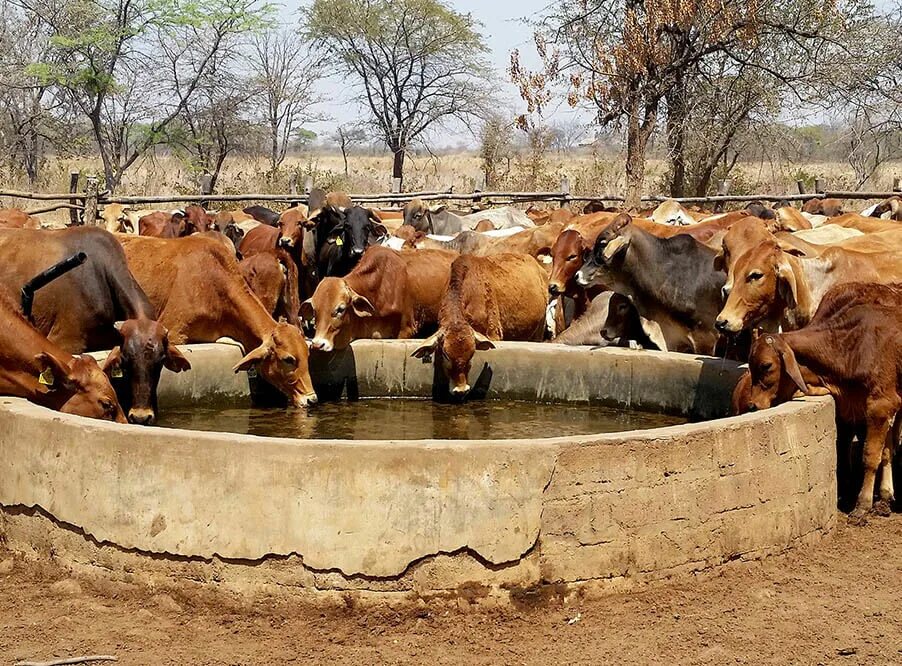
left=0, top=292, right=125, bottom=422
left=745, top=282, right=902, bottom=521
left=139, top=211, right=188, bottom=238
left=802, top=197, right=844, bottom=217
left=601, top=292, right=667, bottom=351
left=0, top=227, right=189, bottom=425
left=411, top=253, right=548, bottom=395
left=302, top=246, right=456, bottom=351
left=239, top=249, right=301, bottom=325
left=119, top=234, right=317, bottom=407
left=100, top=204, right=135, bottom=233
left=0, top=208, right=41, bottom=229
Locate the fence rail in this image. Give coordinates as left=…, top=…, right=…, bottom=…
left=2, top=177, right=901, bottom=225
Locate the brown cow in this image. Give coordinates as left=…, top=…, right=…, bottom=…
left=118, top=234, right=317, bottom=407
left=827, top=213, right=902, bottom=234
left=240, top=206, right=308, bottom=256
left=139, top=211, right=187, bottom=238
left=301, top=246, right=456, bottom=352
left=239, top=249, right=301, bottom=325
left=802, top=198, right=844, bottom=217
left=183, top=204, right=214, bottom=232
left=745, top=282, right=902, bottom=522
left=716, top=230, right=902, bottom=334
left=411, top=253, right=548, bottom=395
left=0, top=292, right=125, bottom=422
left=0, top=208, right=41, bottom=229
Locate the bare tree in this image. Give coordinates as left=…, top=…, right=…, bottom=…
left=331, top=125, right=367, bottom=176
left=303, top=0, right=495, bottom=188
left=249, top=28, right=323, bottom=177
left=511, top=0, right=876, bottom=206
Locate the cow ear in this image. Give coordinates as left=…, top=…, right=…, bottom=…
left=372, top=222, right=389, bottom=239
left=776, top=239, right=806, bottom=257
left=411, top=330, right=442, bottom=359
left=713, top=250, right=725, bottom=272
left=602, top=235, right=629, bottom=262
left=775, top=256, right=798, bottom=309
left=473, top=330, right=496, bottom=351
left=34, top=351, right=75, bottom=391
left=164, top=343, right=191, bottom=373
left=101, top=346, right=122, bottom=375
left=367, top=208, right=384, bottom=223
left=350, top=293, right=376, bottom=317
left=113, top=321, right=125, bottom=333
left=300, top=299, right=315, bottom=321
left=535, top=247, right=552, bottom=264
left=232, top=343, right=271, bottom=373
left=779, top=344, right=808, bottom=394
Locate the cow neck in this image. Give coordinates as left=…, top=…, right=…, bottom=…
left=622, top=227, right=716, bottom=319
left=220, top=268, right=277, bottom=350
left=778, top=329, right=839, bottom=393
left=782, top=253, right=819, bottom=329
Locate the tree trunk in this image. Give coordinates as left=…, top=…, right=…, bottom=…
left=341, top=142, right=349, bottom=176
left=665, top=80, right=688, bottom=198
left=391, top=146, right=405, bottom=187
left=624, top=101, right=656, bottom=210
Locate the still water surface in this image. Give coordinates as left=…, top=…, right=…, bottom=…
left=158, top=398, right=687, bottom=440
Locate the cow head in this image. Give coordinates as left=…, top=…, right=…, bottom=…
left=411, top=324, right=495, bottom=396
left=184, top=204, right=214, bottom=233
left=715, top=241, right=798, bottom=334
left=575, top=214, right=631, bottom=287
left=101, top=204, right=134, bottom=234
left=102, top=318, right=191, bottom=425
left=403, top=198, right=442, bottom=233
left=548, top=229, right=585, bottom=296
left=745, top=333, right=809, bottom=412
left=601, top=292, right=636, bottom=342
left=232, top=322, right=317, bottom=408
left=344, top=206, right=388, bottom=258
left=277, top=208, right=307, bottom=249
left=301, top=277, right=375, bottom=352
left=36, top=351, right=127, bottom=422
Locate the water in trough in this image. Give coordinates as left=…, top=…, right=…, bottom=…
left=157, top=398, right=686, bottom=440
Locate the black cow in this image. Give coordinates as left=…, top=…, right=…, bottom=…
left=0, top=227, right=190, bottom=425
left=310, top=205, right=387, bottom=279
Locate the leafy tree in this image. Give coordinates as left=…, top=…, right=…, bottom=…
left=21, top=0, right=271, bottom=190
left=303, top=0, right=494, bottom=188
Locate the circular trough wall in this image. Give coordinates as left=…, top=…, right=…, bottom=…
left=0, top=342, right=837, bottom=606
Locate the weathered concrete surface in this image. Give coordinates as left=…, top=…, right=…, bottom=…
left=0, top=341, right=838, bottom=604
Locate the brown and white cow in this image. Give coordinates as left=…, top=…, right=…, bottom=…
left=411, top=253, right=548, bottom=395
left=744, top=282, right=902, bottom=522
left=119, top=234, right=317, bottom=407
left=301, top=246, right=456, bottom=352
left=0, top=292, right=125, bottom=422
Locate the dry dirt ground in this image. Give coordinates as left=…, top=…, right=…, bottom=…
left=1, top=515, right=901, bottom=665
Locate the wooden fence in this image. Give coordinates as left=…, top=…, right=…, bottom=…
left=2, top=171, right=901, bottom=225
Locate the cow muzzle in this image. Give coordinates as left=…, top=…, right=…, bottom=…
left=278, top=237, right=293, bottom=248
left=450, top=383, right=470, bottom=397
left=311, top=338, right=333, bottom=352
left=351, top=246, right=364, bottom=256
left=127, top=407, right=155, bottom=426
left=293, top=392, right=319, bottom=408
left=548, top=282, right=562, bottom=296
left=714, top=317, right=741, bottom=335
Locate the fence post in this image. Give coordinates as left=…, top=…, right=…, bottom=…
left=814, top=177, right=825, bottom=195
left=714, top=179, right=731, bottom=212
left=796, top=180, right=806, bottom=196
left=84, top=176, right=99, bottom=226
left=199, top=172, right=213, bottom=209
left=559, top=175, right=570, bottom=208
left=304, top=177, right=313, bottom=196
left=893, top=176, right=900, bottom=193
left=288, top=173, right=298, bottom=196
left=391, top=177, right=402, bottom=194
left=68, top=170, right=81, bottom=226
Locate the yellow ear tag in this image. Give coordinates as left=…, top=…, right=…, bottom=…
left=38, top=367, right=55, bottom=386
left=111, top=368, right=124, bottom=379
left=334, top=237, right=343, bottom=246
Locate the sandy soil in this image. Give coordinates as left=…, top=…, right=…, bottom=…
left=2, top=514, right=901, bottom=665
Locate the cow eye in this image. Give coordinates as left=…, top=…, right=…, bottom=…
left=282, top=355, right=297, bottom=367
left=333, top=305, right=345, bottom=316
left=746, top=270, right=764, bottom=282
left=760, top=362, right=772, bottom=372
left=566, top=254, right=577, bottom=261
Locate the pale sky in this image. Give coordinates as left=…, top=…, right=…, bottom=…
left=283, top=0, right=587, bottom=146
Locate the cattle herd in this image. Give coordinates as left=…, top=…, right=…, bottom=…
left=0, top=190, right=899, bottom=522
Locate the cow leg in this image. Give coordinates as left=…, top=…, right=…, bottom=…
left=851, top=400, right=897, bottom=523
left=875, top=441, right=894, bottom=516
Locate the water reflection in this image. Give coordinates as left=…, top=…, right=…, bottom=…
left=158, top=399, right=686, bottom=441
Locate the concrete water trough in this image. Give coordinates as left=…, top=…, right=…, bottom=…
left=0, top=341, right=837, bottom=606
